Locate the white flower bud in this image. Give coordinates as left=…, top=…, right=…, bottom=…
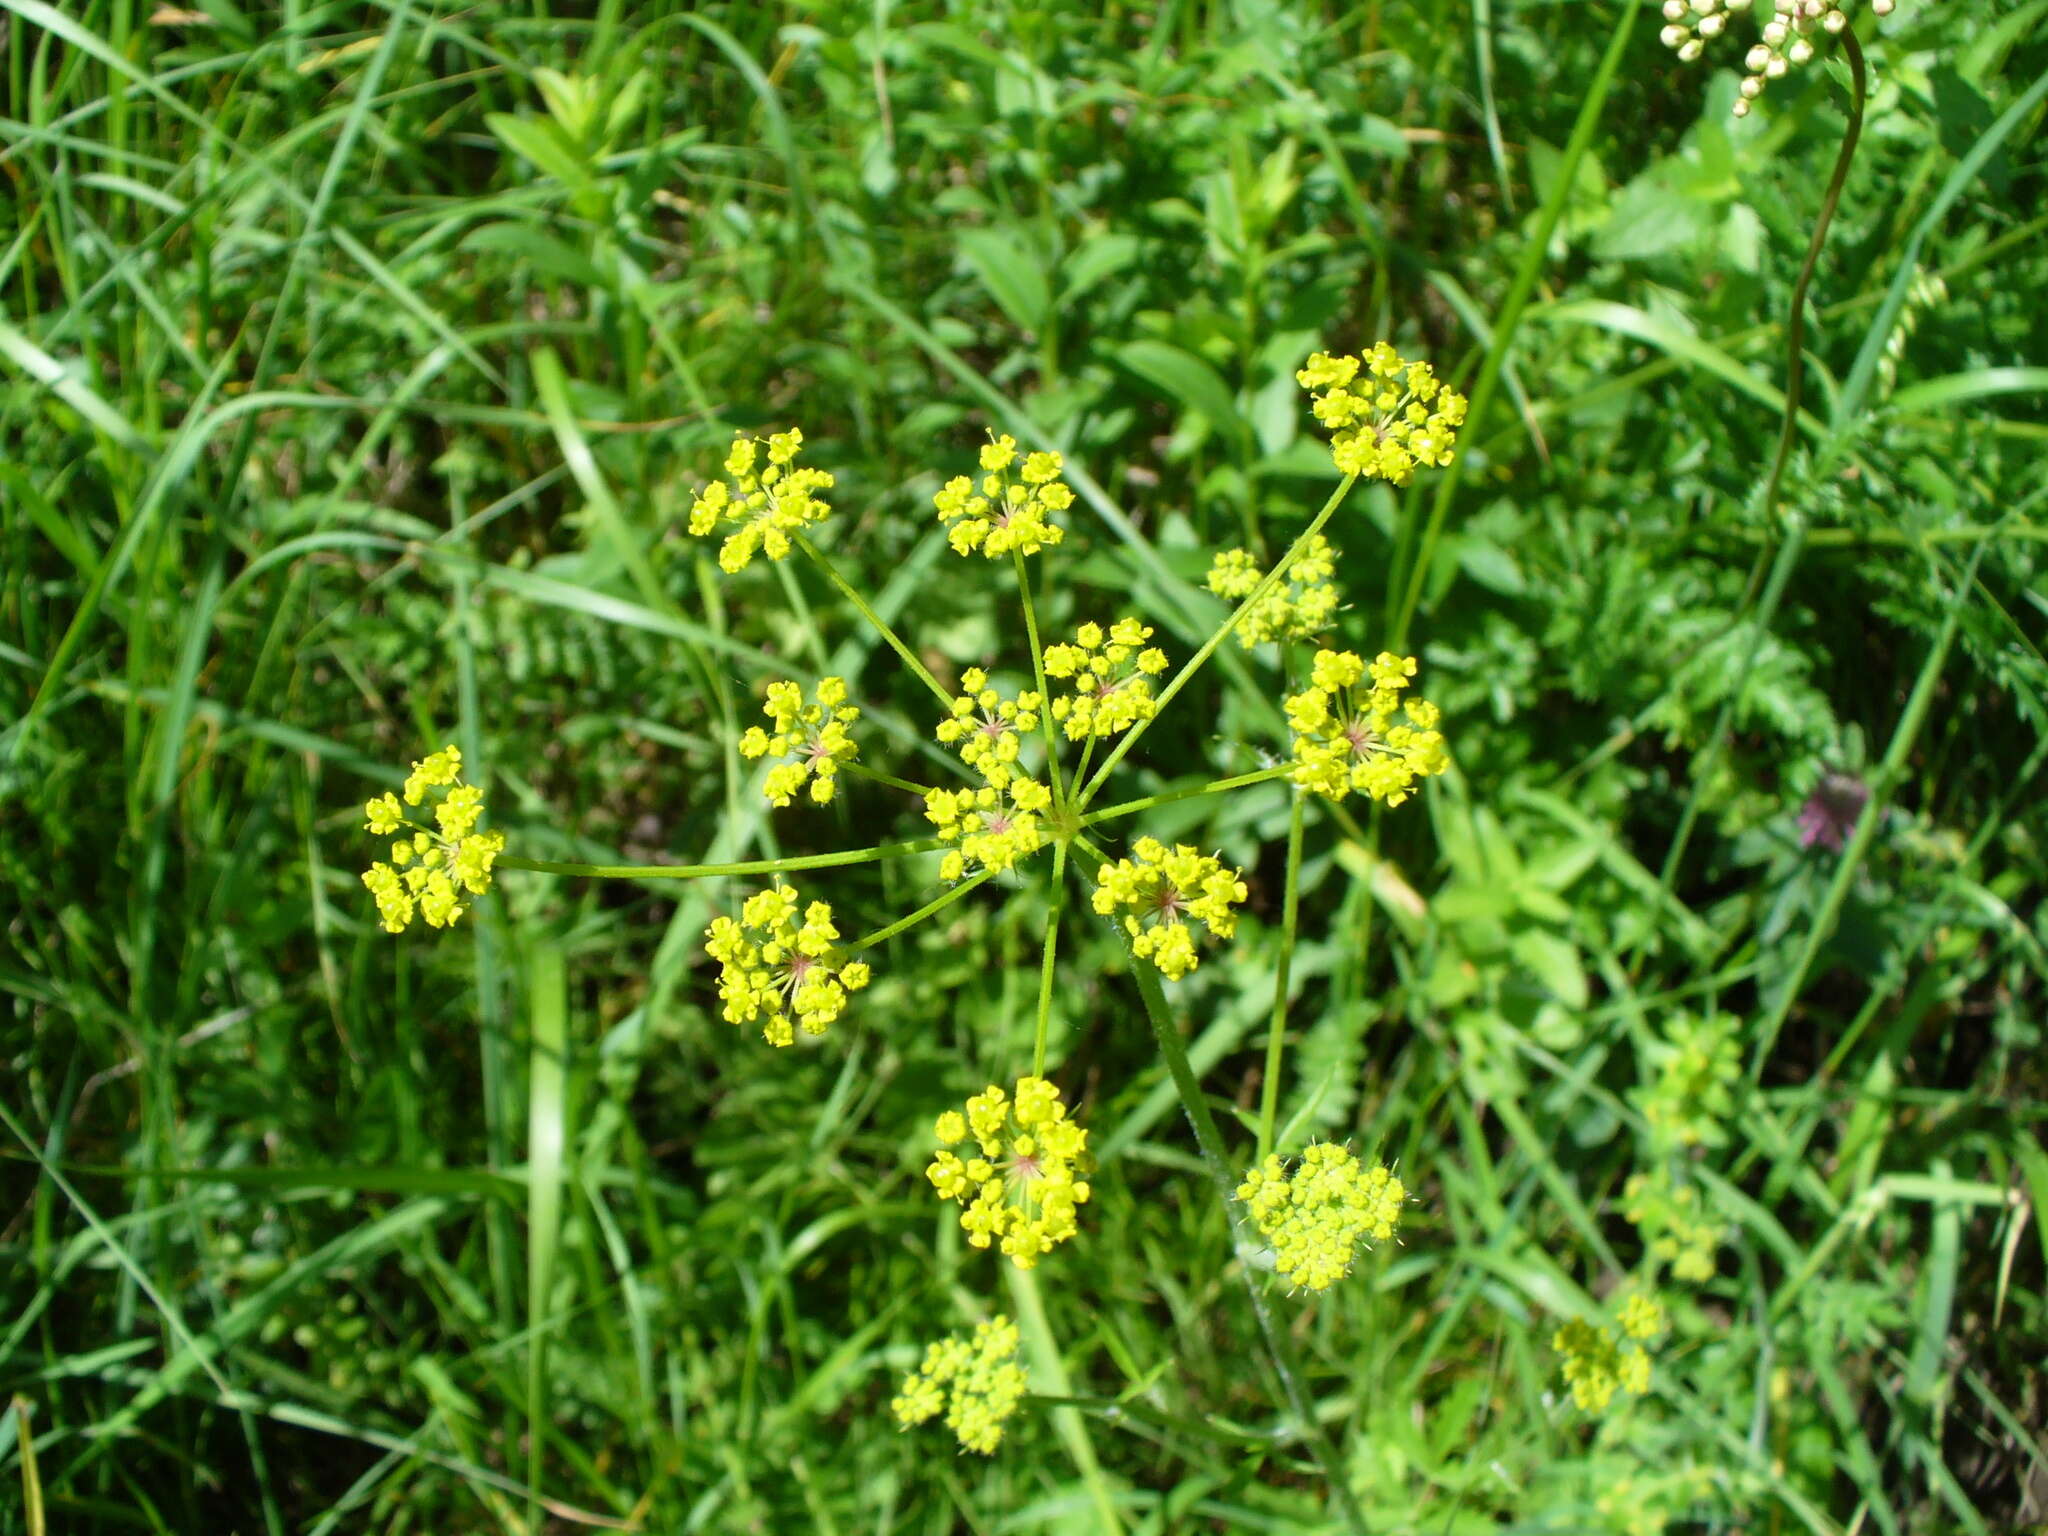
left=1824, top=8, right=1847, bottom=29
left=1762, top=19, right=1788, bottom=42
left=1788, top=37, right=1814, bottom=62
left=1747, top=42, right=1774, bottom=68
left=1665, top=0, right=1688, bottom=18
left=1701, top=13, right=1728, bottom=34
left=1766, top=55, right=1789, bottom=76
left=1732, top=98, right=1752, bottom=116
left=1872, top=0, right=1893, bottom=12
left=1741, top=74, right=1765, bottom=96
left=1661, top=23, right=1687, bottom=45
left=1680, top=37, right=1706, bottom=58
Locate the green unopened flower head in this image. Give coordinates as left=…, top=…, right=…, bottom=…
left=1206, top=535, right=1341, bottom=648
left=891, top=1316, right=1029, bottom=1454
left=1236, top=1142, right=1405, bottom=1292
left=688, top=428, right=835, bottom=573
left=924, top=777, right=1053, bottom=880
left=703, top=885, right=871, bottom=1047
left=1091, top=837, right=1247, bottom=981
left=740, top=676, right=860, bottom=807
left=1624, top=1172, right=1725, bottom=1283
left=1298, top=344, right=1466, bottom=484
left=1659, top=0, right=1894, bottom=117
left=1554, top=1317, right=1653, bottom=1413
left=926, top=1076, right=1091, bottom=1269
left=1638, top=1011, right=1742, bottom=1150
left=935, top=668, right=1044, bottom=789
left=1286, top=649, right=1449, bottom=806
left=1042, top=619, right=1168, bottom=741
left=360, top=746, right=506, bottom=933
left=934, top=434, right=1073, bottom=558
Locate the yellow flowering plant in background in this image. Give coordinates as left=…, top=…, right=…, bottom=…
left=348, top=341, right=1467, bottom=1464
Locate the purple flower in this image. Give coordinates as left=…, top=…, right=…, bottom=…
left=1797, top=770, right=1868, bottom=853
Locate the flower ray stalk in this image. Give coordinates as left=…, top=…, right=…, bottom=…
left=1032, top=842, right=1069, bottom=1077
left=847, top=869, right=996, bottom=952
left=793, top=532, right=955, bottom=712
left=1013, top=547, right=1067, bottom=805
left=497, top=838, right=940, bottom=881
left=1075, top=472, right=1358, bottom=810
left=1080, top=766, right=1290, bottom=827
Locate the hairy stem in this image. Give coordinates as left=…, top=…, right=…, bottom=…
left=1032, top=841, right=1070, bottom=1076
left=1014, top=547, right=1068, bottom=805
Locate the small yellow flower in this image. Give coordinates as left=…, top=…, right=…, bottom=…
left=703, top=885, right=872, bottom=1047
left=933, top=434, right=1073, bottom=559
left=891, top=1316, right=1029, bottom=1454
left=687, top=428, right=835, bottom=574
left=1286, top=648, right=1449, bottom=806
left=1204, top=535, right=1341, bottom=647
left=1298, top=344, right=1466, bottom=485
left=1091, top=837, right=1247, bottom=980
left=359, top=747, right=506, bottom=934
left=1554, top=1317, right=1653, bottom=1413
left=739, top=676, right=861, bottom=807
left=926, top=1076, right=1090, bottom=1268
left=924, top=777, right=1053, bottom=880
left=1041, top=618, right=1168, bottom=741
left=1619, top=1292, right=1665, bottom=1341
left=935, top=668, right=1044, bottom=789
left=1236, top=1143, right=1405, bottom=1292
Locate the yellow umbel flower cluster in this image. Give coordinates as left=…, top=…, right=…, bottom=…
left=703, top=886, right=872, bottom=1047
left=924, top=778, right=1053, bottom=881
left=1041, top=619, right=1168, bottom=741
left=1298, top=345, right=1467, bottom=485
left=1091, top=837, right=1248, bottom=981
left=739, top=677, right=860, bottom=807
left=935, top=669, right=1044, bottom=788
left=1236, top=1143, right=1405, bottom=1292
left=687, top=428, right=835, bottom=573
left=360, top=746, right=506, bottom=934
left=1286, top=649, right=1449, bottom=806
left=1554, top=1301, right=1659, bottom=1413
left=1205, top=535, right=1341, bottom=648
left=891, top=1316, right=1029, bottom=1454
left=934, top=435, right=1073, bottom=559
left=926, top=1076, right=1091, bottom=1268
left=1660, top=0, right=1893, bottom=116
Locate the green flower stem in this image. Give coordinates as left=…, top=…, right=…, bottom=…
left=1255, top=790, right=1308, bottom=1162
left=497, top=838, right=939, bottom=881
left=842, top=760, right=935, bottom=797
left=1124, top=954, right=1371, bottom=1536
left=1013, top=547, right=1067, bottom=805
left=1031, top=841, right=1070, bottom=1077
left=1387, top=0, right=1640, bottom=652
left=1748, top=538, right=1985, bottom=1078
left=1075, top=473, right=1358, bottom=812
left=793, top=533, right=954, bottom=712
left=846, top=870, right=995, bottom=953
left=1079, top=766, right=1290, bottom=828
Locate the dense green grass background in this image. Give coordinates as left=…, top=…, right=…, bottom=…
left=4, top=0, right=2046, bottom=1531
